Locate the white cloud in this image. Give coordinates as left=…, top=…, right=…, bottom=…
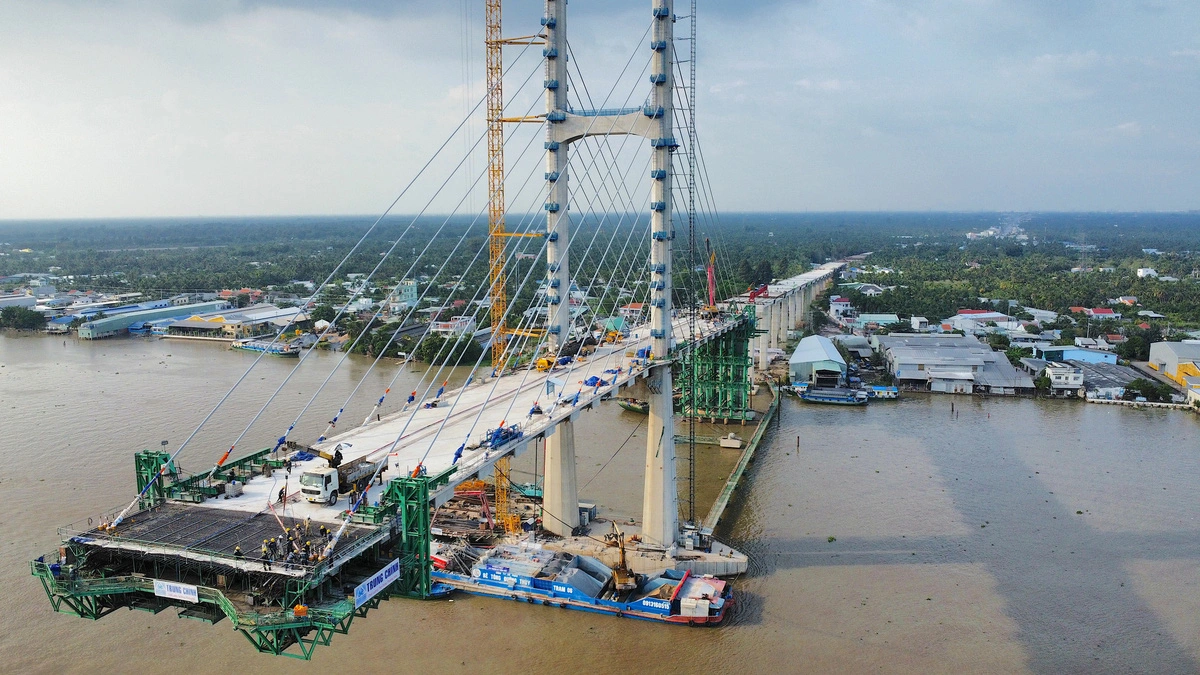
left=1111, top=121, right=1142, bottom=137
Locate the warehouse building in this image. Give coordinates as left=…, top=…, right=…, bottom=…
left=77, top=301, right=231, bottom=339
left=789, top=335, right=847, bottom=387
left=1148, top=341, right=1200, bottom=386
left=875, top=333, right=1034, bottom=395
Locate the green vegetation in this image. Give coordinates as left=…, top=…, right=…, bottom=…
left=0, top=306, right=47, bottom=329
left=413, top=335, right=484, bottom=366
left=1122, top=378, right=1176, bottom=403
left=3, top=212, right=1200, bottom=337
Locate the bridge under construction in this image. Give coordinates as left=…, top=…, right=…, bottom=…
left=32, top=0, right=841, bottom=659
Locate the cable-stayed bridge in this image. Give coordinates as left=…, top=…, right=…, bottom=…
left=32, top=0, right=841, bottom=659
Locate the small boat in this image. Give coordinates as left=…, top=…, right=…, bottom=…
left=718, top=433, right=744, bottom=449
left=231, top=338, right=301, bottom=357
left=616, top=397, right=649, bottom=414
left=800, top=387, right=869, bottom=406
left=867, top=385, right=899, bottom=399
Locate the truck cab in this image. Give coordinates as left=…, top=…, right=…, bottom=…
left=300, top=467, right=339, bottom=505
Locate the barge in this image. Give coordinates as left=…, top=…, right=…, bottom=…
left=800, top=386, right=869, bottom=406
left=433, top=540, right=731, bottom=625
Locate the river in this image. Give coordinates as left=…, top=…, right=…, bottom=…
left=3, top=332, right=1200, bottom=673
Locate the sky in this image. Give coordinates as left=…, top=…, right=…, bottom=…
left=1, top=0, right=1198, bottom=218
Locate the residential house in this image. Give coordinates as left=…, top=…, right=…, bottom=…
left=618, top=303, right=646, bottom=322
left=429, top=316, right=477, bottom=335
left=1044, top=362, right=1084, bottom=396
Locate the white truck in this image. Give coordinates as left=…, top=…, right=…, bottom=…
left=299, top=454, right=381, bottom=506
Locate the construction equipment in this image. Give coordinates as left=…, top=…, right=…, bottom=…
left=748, top=283, right=769, bottom=302
left=299, top=451, right=382, bottom=506
left=604, top=522, right=638, bottom=592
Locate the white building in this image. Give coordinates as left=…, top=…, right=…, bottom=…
left=1137, top=268, right=1158, bottom=278
left=429, top=316, right=477, bottom=335
left=1044, top=362, right=1084, bottom=395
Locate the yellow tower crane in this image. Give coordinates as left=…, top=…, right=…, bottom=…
left=485, top=0, right=542, bottom=536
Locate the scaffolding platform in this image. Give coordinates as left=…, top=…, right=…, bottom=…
left=64, top=502, right=376, bottom=579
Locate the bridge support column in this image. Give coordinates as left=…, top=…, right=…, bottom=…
left=758, top=303, right=771, bottom=372
left=771, top=299, right=783, bottom=349
left=542, top=420, right=579, bottom=536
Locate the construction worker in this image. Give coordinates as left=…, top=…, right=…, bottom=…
left=303, top=516, right=311, bottom=536
left=267, top=537, right=278, bottom=558
left=234, top=545, right=244, bottom=559
left=278, top=486, right=286, bottom=504
left=318, top=524, right=328, bottom=540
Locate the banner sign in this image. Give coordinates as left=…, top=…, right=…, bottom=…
left=354, top=558, right=401, bottom=608
left=153, top=579, right=199, bottom=603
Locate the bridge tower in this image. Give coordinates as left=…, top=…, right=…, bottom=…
left=540, top=0, right=579, bottom=537
left=641, top=0, right=679, bottom=549
left=538, top=0, right=681, bottom=546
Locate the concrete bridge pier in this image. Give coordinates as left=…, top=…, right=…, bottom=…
left=770, top=299, right=783, bottom=349
left=542, top=420, right=580, bottom=536
left=758, top=302, right=772, bottom=372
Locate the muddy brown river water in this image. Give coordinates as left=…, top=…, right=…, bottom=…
left=3, top=332, right=1200, bottom=673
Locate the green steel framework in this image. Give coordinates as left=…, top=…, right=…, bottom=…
left=677, top=307, right=759, bottom=423
left=33, top=451, right=455, bottom=660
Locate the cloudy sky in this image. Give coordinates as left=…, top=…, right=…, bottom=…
left=1, top=0, right=1198, bottom=218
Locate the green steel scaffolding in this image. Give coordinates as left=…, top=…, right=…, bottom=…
left=677, top=307, right=758, bottom=423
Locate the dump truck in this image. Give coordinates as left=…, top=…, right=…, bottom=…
left=299, top=447, right=382, bottom=506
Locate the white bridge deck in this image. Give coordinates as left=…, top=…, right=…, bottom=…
left=189, top=314, right=747, bottom=525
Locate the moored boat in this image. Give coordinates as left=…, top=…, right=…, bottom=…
left=800, top=387, right=869, bottom=406
left=231, top=338, right=301, bottom=357
left=867, top=385, right=899, bottom=399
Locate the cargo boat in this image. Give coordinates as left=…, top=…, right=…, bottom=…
left=232, top=338, right=301, bottom=357
left=800, top=386, right=869, bottom=406
left=432, top=541, right=731, bottom=625
left=867, top=385, right=899, bottom=399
